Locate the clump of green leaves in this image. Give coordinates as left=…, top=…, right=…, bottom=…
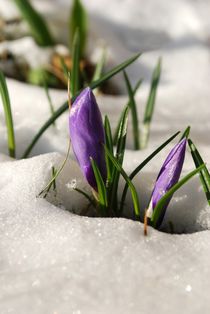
left=76, top=120, right=209, bottom=233
left=69, top=104, right=176, bottom=219
left=65, top=101, right=208, bottom=236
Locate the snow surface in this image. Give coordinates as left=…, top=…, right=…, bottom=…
left=1, top=152, right=210, bottom=314
left=0, top=0, right=210, bottom=313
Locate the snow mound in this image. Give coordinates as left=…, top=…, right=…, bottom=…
left=0, top=153, right=210, bottom=314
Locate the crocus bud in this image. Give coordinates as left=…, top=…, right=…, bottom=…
left=147, top=138, right=187, bottom=228
left=69, top=87, right=106, bottom=190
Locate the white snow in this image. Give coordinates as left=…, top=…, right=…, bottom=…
left=0, top=37, right=53, bottom=69
left=0, top=0, right=210, bottom=313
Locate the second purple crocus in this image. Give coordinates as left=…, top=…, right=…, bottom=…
left=69, top=87, right=107, bottom=191
left=147, top=138, right=187, bottom=228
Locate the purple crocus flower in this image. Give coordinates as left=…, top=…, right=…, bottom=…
left=147, top=138, right=187, bottom=228
left=69, top=87, right=106, bottom=190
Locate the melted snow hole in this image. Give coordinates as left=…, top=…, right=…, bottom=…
left=44, top=160, right=210, bottom=234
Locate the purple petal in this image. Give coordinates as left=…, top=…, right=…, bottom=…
left=150, top=138, right=187, bottom=226
left=69, top=87, right=106, bottom=190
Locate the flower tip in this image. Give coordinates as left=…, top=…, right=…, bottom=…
left=83, top=86, right=92, bottom=97
left=79, top=87, right=95, bottom=104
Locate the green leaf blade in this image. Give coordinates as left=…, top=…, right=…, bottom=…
left=92, top=48, right=107, bottom=83
left=39, top=141, right=71, bottom=196
left=113, top=78, right=142, bottom=145
left=74, top=187, right=96, bottom=208
left=14, top=0, right=54, bottom=46
left=43, top=83, right=56, bottom=126
left=115, top=106, right=129, bottom=164
left=69, top=0, right=88, bottom=58
left=141, top=58, right=161, bottom=149
left=90, top=158, right=108, bottom=210
left=108, top=106, right=129, bottom=212
left=104, top=116, right=114, bottom=182
left=123, top=71, right=140, bottom=150
left=104, top=145, right=140, bottom=218
left=0, top=72, right=16, bottom=158
left=180, top=126, right=191, bottom=141
left=188, top=139, right=210, bottom=205
left=91, top=52, right=141, bottom=91
left=71, top=30, right=81, bottom=96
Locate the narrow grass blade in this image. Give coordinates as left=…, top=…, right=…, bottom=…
left=113, top=78, right=142, bottom=145
left=113, top=109, right=126, bottom=146
left=69, top=0, right=87, bottom=58
left=14, top=0, right=54, bottom=46
left=151, top=164, right=205, bottom=228
left=92, top=48, right=107, bottom=82
left=60, top=57, right=71, bottom=81
left=115, top=106, right=129, bottom=164
left=91, top=52, right=141, bottom=90
left=43, top=166, right=57, bottom=198
left=43, top=83, right=56, bottom=126
left=71, top=30, right=80, bottom=97
left=133, top=79, right=143, bottom=94
left=120, top=131, right=180, bottom=214
left=104, top=116, right=114, bottom=182
left=143, top=58, right=161, bottom=123
left=104, top=116, right=113, bottom=154
left=104, top=145, right=140, bottom=218
left=74, top=187, right=96, bottom=208
left=180, top=126, right=190, bottom=141
left=141, top=58, right=161, bottom=149
left=52, top=166, right=57, bottom=190
left=22, top=52, right=141, bottom=158
left=90, top=158, right=108, bottom=215
left=0, top=72, right=16, bottom=157
left=108, top=106, right=129, bottom=212
left=188, top=139, right=210, bottom=205
left=39, top=141, right=71, bottom=196
left=123, top=71, right=140, bottom=150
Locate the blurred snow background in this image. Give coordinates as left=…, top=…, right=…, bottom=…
left=0, top=0, right=210, bottom=313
